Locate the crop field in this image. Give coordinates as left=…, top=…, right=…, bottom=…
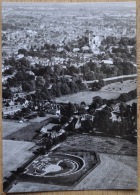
left=74, top=153, right=137, bottom=190
left=4, top=119, right=52, bottom=142
left=2, top=120, right=30, bottom=138
left=8, top=182, right=70, bottom=193
left=3, top=140, right=35, bottom=178
left=55, top=135, right=137, bottom=156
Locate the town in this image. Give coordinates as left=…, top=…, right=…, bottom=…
left=2, top=2, right=137, bottom=193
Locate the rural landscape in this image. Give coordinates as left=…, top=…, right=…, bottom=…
left=2, top=2, right=137, bottom=192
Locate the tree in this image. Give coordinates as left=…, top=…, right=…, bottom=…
left=131, top=46, right=136, bottom=57
left=51, top=84, right=61, bottom=97
left=76, top=79, right=86, bottom=90
left=61, top=83, right=71, bottom=95
left=98, top=79, right=105, bottom=88
left=82, top=120, right=93, bottom=133
left=131, top=102, right=137, bottom=117
left=94, top=108, right=111, bottom=134
left=18, top=57, right=30, bottom=67
left=118, top=93, right=129, bottom=102
left=68, top=66, right=78, bottom=76
left=87, top=60, right=97, bottom=72
left=15, top=71, right=25, bottom=81
left=61, top=103, right=76, bottom=117
left=119, top=37, right=129, bottom=46
left=22, top=81, right=33, bottom=92
left=122, top=61, right=134, bottom=75
left=91, top=96, right=103, bottom=109
left=3, top=88, right=13, bottom=99
left=54, top=65, right=62, bottom=75
left=18, top=48, right=28, bottom=56
left=44, top=43, right=51, bottom=50
left=84, top=71, right=95, bottom=81
left=3, top=68, right=14, bottom=75
left=25, top=72, right=35, bottom=81
left=119, top=102, right=126, bottom=118
left=35, top=76, right=45, bottom=91
left=69, top=82, right=79, bottom=93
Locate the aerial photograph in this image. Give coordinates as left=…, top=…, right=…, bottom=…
left=2, top=2, right=137, bottom=193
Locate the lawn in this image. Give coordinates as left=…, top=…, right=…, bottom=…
left=2, top=140, right=35, bottom=178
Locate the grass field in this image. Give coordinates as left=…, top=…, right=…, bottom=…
left=3, top=140, right=35, bottom=178
left=126, top=99, right=137, bottom=105
left=55, top=91, right=120, bottom=105
left=101, top=79, right=137, bottom=93
left=55, top=79, right=136, bottom=105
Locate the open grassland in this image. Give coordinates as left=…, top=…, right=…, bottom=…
left=126, top=99, right=137, bottom=105
left=55, top=79, right=136, bottom=105
left=3, top=140, right=35, bottom=178
left=55, top=91, right=120, bottom=105
left=101, top=79, right=137, bottom=93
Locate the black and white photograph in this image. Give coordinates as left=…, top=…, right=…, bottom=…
left=2, top=2, right=137, bottom=193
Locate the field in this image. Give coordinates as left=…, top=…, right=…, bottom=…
left=55, top=135, right=137, bottom=156
left=9, top=154, right=137, bottom=192
left=74, top=153, right=137, bottom=190
left=3, top=140, right=35, bottom=178
left=2, top=120, right=30, bottom=138
left=101, top=79, right=137, bottom=93
left=126, top=99, right=137, bottom=105
left=8, top=182, right=70, bottom=193
left=28, top=115, right=53, bottom=123
left=4, top=118, right=52, bottom=142
left=55, top=91, right=120, bottom=105
left=8, top=135, right=137, bottom=192
left=2, top=115, right=53, bottom=139
left=55, top=79, right=136, bottom=105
